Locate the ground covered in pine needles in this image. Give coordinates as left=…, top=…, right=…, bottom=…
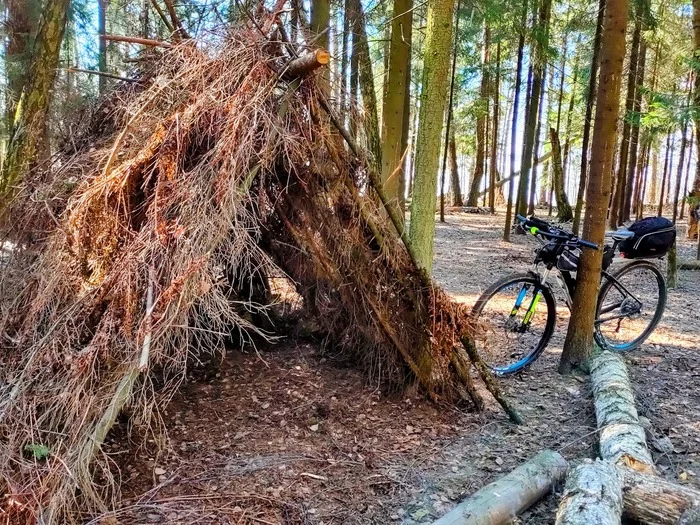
left=97, top=211, right=700, bottom=524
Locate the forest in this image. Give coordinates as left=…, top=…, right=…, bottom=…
left=0, top=0, right=699, bottom=521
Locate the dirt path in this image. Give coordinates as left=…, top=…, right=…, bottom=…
left=110, top=211, right=700, bottom=524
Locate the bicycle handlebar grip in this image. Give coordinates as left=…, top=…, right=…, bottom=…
left=578, top=239, right=599, bottom=250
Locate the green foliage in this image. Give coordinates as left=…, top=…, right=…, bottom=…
left=24, top=443, right=51, bottom=460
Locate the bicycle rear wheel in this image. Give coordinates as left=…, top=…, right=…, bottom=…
left=594, top=260, right=667, bottom=351
left=471, top=273, right=556, bottom=375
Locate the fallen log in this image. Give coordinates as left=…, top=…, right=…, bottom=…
left=679, top=259, right=700, bottom=270
left=555, top=460, right=623, bottom=525
left=432, top=450, right=567, bottom=525
left=590, top=351, right=655, bottom=474
left=617, top=465, right=700, bottom=524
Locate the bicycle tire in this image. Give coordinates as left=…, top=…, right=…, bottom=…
left=471, top=272, right=557, bottom=375
left=594, top=259, right=667, bottom=352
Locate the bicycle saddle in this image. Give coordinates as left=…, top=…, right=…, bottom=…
left=607, top=229, right=635, bottom=241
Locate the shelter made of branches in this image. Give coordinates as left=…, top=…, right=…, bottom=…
left=0, top=7, right=516, bottom=523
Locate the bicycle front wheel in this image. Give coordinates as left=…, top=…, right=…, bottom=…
left=471, top=273, right=556, bottom=375
left=594, top=260, right=667, bottom=351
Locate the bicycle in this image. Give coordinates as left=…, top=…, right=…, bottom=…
left=472, top=214, right=668, bottom=375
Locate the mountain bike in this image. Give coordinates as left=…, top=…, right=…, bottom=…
left=472, top=215, right=668, bottom=375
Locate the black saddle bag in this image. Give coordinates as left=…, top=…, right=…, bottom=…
left=619, top=217, right=676, bottom=259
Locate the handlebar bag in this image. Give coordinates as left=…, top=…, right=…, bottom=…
left=619, top=217, right=676, bottom=259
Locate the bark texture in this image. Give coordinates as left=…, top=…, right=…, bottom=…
left=467, top=26, right=490, bottom=207
left=504, top=0, right=527, bottom=241
left=556, top=461, right=624, bottom=525
left=434, top=450, right=568, bottom=525
left=559, top=0, right=627, bottom=373
left=516, top=0, right=551, bottom=216
left=381, top=0, right=413, bottom=207
left=572, top=0, right=606, bottom=235
left=348, top=0, right=381, bottom=168
left=590, top=352, right=655, bottom=473
left=449, top=131, right=463, bottom=207
left=550, top=128, right=573, bottom=221
left=1, top=0, right=70, bottom=197
left=4, top=0, right=39, bottom=132
left=408, top=0, right=456, bottom=271
left=609, top=13, right=641, bottom=229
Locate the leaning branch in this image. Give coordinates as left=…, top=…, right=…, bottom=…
left=67, top=67, right=140, bottom=83
left=100, top=34, right=173, bottom=48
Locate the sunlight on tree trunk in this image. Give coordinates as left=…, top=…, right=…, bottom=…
left=348, top=0, right=381, bottom=169
left=467, top=25, right=490, bottom=207
left=560, top=0, right=627, bottom=374
left=1, top=0, right=70, bottom=200
left=504, top=0, right=527, bottom=242
left=572, top=0, right=606, bottom=236
left=381, top=0, right=413, bottom=212
left=409, top=0, right=456, bottom=272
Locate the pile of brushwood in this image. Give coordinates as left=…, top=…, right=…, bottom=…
left=0, top=5, right=518, bottom=523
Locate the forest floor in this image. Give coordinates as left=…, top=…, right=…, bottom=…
left=106, top=210, right=700, bottom=525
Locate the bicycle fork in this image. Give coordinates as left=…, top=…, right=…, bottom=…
left=510, top=269, right=550, bottom=329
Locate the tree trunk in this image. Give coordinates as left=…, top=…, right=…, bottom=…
left=562, top=44, right=581, bottom=191
left=349, top=12, right=359, bottom=139
left=408, top=0, right=456, bottom=272
left=4, top=0, right=40, bottom=134
left=348, top=0, right=381, bottom=169
left=1, top=0, right=70, bottom=198
left=623, top=39, right=647, bottom=222
left=489, top=41, right=501, bottom=214
left=609, top=13, right=641, bottom=228
left=559, top=0, right=627, bottom=374
left=515, top=65, right=533, bottom=216
left=518, top=0, right=551, bottom=216
left=693, top=0, right=700, bottom=196
left=572, top=0, right=606, bottom=236
left=449, top=130, right=462, bottom=207
left=434, top=450, right=568, bottom=525
left=339, top=0, right=350, bottom=114
left=658, top=132, right=672, bottom=217
left=467, top=25, right=490, bottom=207
left=98, top=0, right=108, bottom=95
left=439, top=0, right=462, bottom=222
left=504, top=0, right=527, bottom=242
left=669, top=107, right=690, bottom=288
left=556, top=461, right=624, bottom=525
left=550, top=128, right=573, bottom=221
left=650, top=145, right=658, bottom=206
left=381, top=0, right=413, bottom=209
left=528, top=60, right=548, bottom=215
left=680, top=131, right=694, bottom=220
left=311, top=0, right=330, bottom=50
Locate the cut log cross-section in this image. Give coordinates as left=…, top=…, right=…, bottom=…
left=590, top=351, right=656, bottom=474
left=284, top=49, right=330, bottom=78
left=432, top=450, right=568, bottom=525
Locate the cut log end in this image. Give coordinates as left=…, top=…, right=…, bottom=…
left=285, top=49, right=330, bottom=79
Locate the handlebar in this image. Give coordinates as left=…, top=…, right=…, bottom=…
left=515, top=214, right=599, bottom=250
